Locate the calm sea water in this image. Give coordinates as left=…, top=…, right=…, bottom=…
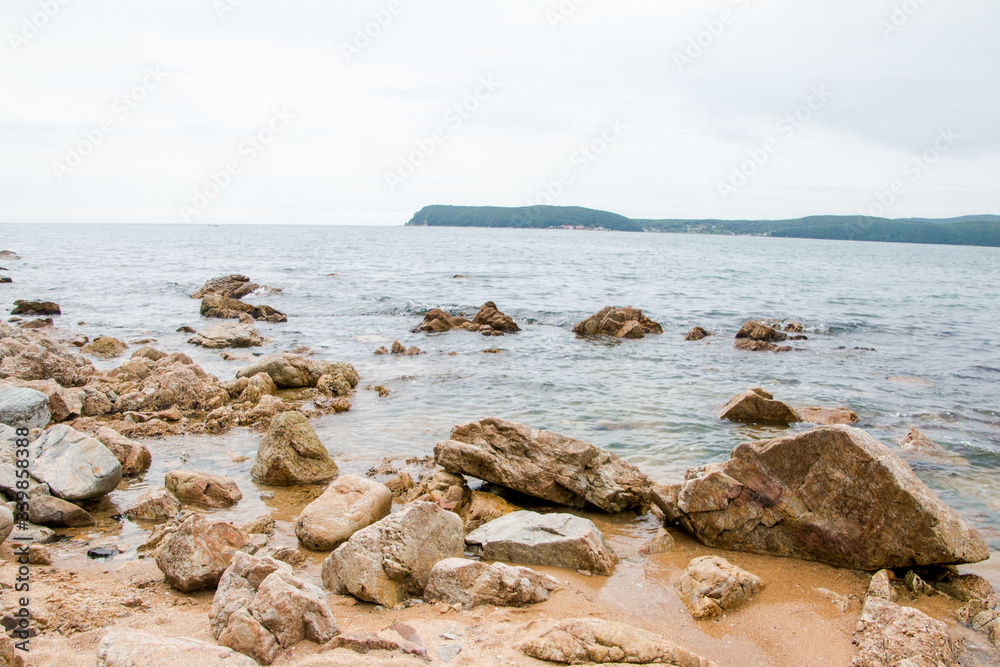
left=3, top=224, right=1000, bottom=549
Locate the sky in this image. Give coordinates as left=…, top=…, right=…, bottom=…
left=1, top=0, right=998, bottom=225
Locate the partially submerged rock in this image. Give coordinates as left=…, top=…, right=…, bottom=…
left=201, top=293, right=287, bottom=323
left=435, top=417, right=648, bottom=512
left=188, top=322, right=264, bottom=349
left=295, top=475, right=392, bottom=550
left=28, top=494, right=96, bottom=527
left=424, top=557, right=558, bottom=608
left=796, top=406, right=860, bottom=425
left=29, top=425, right=123, bottom=500
left=192, top=274, right=260, bottom=300
left=572, top=306, right=662, bottom=339
left=92, top=426, right=151, bottom=475
left=124, top=486, right=181, bottom=522
left=719, top=388, right=800, bottom=425
left=81, top=336, right=128, bottom=359
left=96, top=628, right=259, bottom=667
left=684, top=326, right=713, bottom=341
left=465, top=511, right=617, bottom=575
left=251, top=411, right=339, bottom=486
left=735, top=320, right=788, bottom=342
left=663, top=425, right=989, bottom=570
left=0, top=386, right=50, bottom=429
left=155, top=514, right=250, bottom=592
left=674, top=556, right=764, bottom=620
left=10, top=300, right=61, bottom=316
left=236, top=353, right=358, bottom=391
left=470, top=301, right=520, bottom=334
left=521, top=618, right=716, bottom=666
left=412, top=301, right=520, bottom=336
left=165, top=469, right=242, bottom=508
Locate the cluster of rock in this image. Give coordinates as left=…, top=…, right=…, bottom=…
left=411, top=301, right=520, bottom=336
left=374, top=340, right=424, bottom=356
left=182, top=275, right=286, bottom=350
left=573, top=306, right=662, bottom=339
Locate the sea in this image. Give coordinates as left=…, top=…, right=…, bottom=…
left=2, top=223, right=999, bottom=551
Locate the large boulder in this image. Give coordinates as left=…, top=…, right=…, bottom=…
left=0, top=387, right=50, bottom=428
left=674, top=556, right=764, bottom=620
left=465, top=511, right=617, bottom=575
left=96, top=628, right=259, bottom=667
left=572, top=306, right=662, bottom=339
left=10, top=300, right=60, bottom=316
left=251, top=411, right=339, bottom=486
left=236, top=354, right=358, bottom=391
left=165, top=470, right=242, bottom=508
left=521, top=618, right=716, bottom=666
left=424, top=558, right=558, bottom=608
left=719, top=388, right=800, bottom=425
left=192, top=274, right=260, bottom=300
left=201, top=293, right=287, bottom=323
left=662, top=425, right=989, bottom=570
left=93, top=427, right=151, bottom=475
left=111, top=356, right=228, bottom=413
left=81, top=336, right=128, bottom=359
left=435, top=417, right=648, bottom=512
left=188, top=322, right=264, bottom=349
left=470, top=301, right=520, bottom=335
left=28, top=425, right=123, bottom=501
left=321, top=501, right=463, bottom=606
left=295, top=475, right=391, bottom=550
left=28, top=494, right=95, bottom=527
left=155, top=514, right=250, bottom=592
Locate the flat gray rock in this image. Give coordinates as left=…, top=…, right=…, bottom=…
left=28, top=425, right=123, bottom=501
left=0, top=387, right=50, bottom=429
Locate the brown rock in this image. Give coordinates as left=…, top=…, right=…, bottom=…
left=28, top=494, right=96, bottom=527
left=192, top=274, right=260, bottom=300
left=733, top=339, right=779, bottom=352
left=165, top=470, right=242, bottom=508
left=796, top=406, right=860, bottom=425
left=411, top=302, right=519, bottom=336
left=406, top=470, right=470, bottom=511
left=236, top=353, right=358, bottom=390
left=93, top=427, right=151, bottom=475
left=411, top=309, right=473, bottom=333
left=96, top=628, right=258, bottom=667
left=471, top=301, right=520, bottom=334
left=155, top=514, right=251, bottom=592
left=684, top=326, right=713, bottom=341
left=719, top=388, right=800, bottom=425
left=200, top=293, right=287, bottom=323
left=295, top=475, right=392, bottom=550
left=111, top=356, right=228, bottom=413
left=251, top=411, right=338, bottom=486
left=638, top=527, right=675, bottom=555
left=572, top=306, right=662, bottom=338
left=188, top=322, right=263, bottom=349
left=458, top=489, right=519, bottom=532
left=424, top=558, right=558, bottom=608
left=131, top=345, right=167, bottom=362
left=735, top=320, right=788, bottom=342
left=10, top=300, right=61, bottom=316
left=323, top=622, right=425, bottom=660
left=674, top=556, right=764, bottom=620
left=81, top=336, right=128, bottom=359
left=384, top=471, right=414, bottom=497
left=18, top=317, right=52, bottom=329
left=124, top=487, right=181, bottom=522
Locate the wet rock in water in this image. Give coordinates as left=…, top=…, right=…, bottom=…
left=192, top=274, right=260, bottom=300
left=719, top=388, right=800, bottom=425
left=899, top=428, right=969, bottom=466
left=412, top=302, right=519, bottom=336
left=851, top=570, right=962, bottom=667
left=28, top=494, right=96, bottom=527
left=295, top=475, right=392, bottom=550
left=10, top=300, right=61, bottom=316
left=131, top=344, right=167, bottom=362
left=638, top=527, right=675, bottom=555
left=188, top=322, right=264, bottom=349
left=251, top=411, right=339, bottom=486
left=124, top=486, right=181, bottom=522
left=572, top=306, right=662, bottom=339
left=176, top=325, right=196, bottom=334
left=662, top=425, right=989, bottom=570
left=674, top=556, right=764, bottom=620
left=471, top=301, right=521, bottom=334
left=236, top=353, right=358, bottom=390
left=735, top=320, right=788, bottom=343
left=373, top=346, right=388, bottom=355
left=0, top=386, right=50, bottom=429
left=458, top=489, right=520, bottom=532
left=387, top=340, right=424, bottom=355
left=29, top=425, right=123, bottom=501
left=521, top=618, right=716, bottom=666
left=796, top=406, right=860, bottom=425
left=321, top=501, right=464, bottom=606
left=733, top=338, right=783, bottom=352
left=424, top=558, right=558, bottom=608
left=465, top=511, right=617, bottom=575
left=435, top=417, right=649, bottom=512
left=200, top=293, right=287, bottom=323
left=785, top=321, right=804, bottom=332
left=684, top=326, right=714, bottom=341
left=155, top=514, right=251, bottom=592
left=92, top=427, right=151, bottom=475
left=165, top=469, right=242, bottom=508
left=18, top=317, right=52, bottom=329
left=81, top=336, right=128, bottom=359
left=323, top=622, right=426, bottom=660
left=96, top=628, right=259, bottom=667
left=88, top=547, right=116, bottom=559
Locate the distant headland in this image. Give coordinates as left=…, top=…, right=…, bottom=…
left=406, top=205, right=1000, bottom=248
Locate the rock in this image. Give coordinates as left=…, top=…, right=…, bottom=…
left=663, top=425, right=989, bottom=570
left=868, top=569, right=898, bottom=602
left=81, top=336, right=128, bottom=359
left=465, top=511, right=617, bottom=575
left=176, top=325, right=196, bottom=333
left=96, top=628, right=259, bottom=666
left=373, top=346, right=388, bottom=355
left=406, top=470, right=470, bottom=511
left=411, top=302, right=518, bottom=336
left=218, top=609, right=280, bottom=665
left=0, top=387, right=50, bottom=428
left=192, top=274, right=260, bottom=300
left=28, top=494, right=95, bottom=527
left=155, top=514, right=251, bottom=592
left=131, top=345, right=167, bottom=362
left=899, top=428, right=968, bottom=464
left=735, top=320, right=788, bottom=342
left=236, top=353, right=359, bottom=390
left=93, top=427, right=151, bottom=475
left=124, top=487, right=181, bottom=522
left=816, top=587, right=850, bottom=612
left=924, top=570, right=996, bottom=602
left=674, top=556, right=764, bottom=620
left=734, top=339, right=781, bottom=352
left=0, top=378, right=84, bottom=422
left=28, top=543, right=51, bottom=565
left=684, top=326, right=713, bottom=341
left=521, top=618, right=716, bottom=666
left=719, top=388, right=800, bottom=425
left=458, top=489, right=519, bottom=532
left=387, top=340, right=423, bottom=355
left=436, top=417, right=648, bottom=512
left=785, top=321, right=804, bottom=332
left=10, top=300, right=61, bottom=316
left=18, top=317, right=52, bottom=329
left=111, top=356, right=228, bottom=413
left=165, top=469, right=242, bottom=508
left=323, top=622, right=426, bottom=660
left=471, top=301, right=521, bottom=334
left=295, top=475, right=392, bottom=550
left=0, top=276, right=10, bottom=284
left=238, top=514, right=275, bottom=535
left=321, top=501, right=463, bottom=606
left=424, top=558, right=558, bottom=607
left=201, top=293, right=287, bottom=323
left=251, top=411, right=339, bottom=486
left=384, top=471, right=415, bottom=497
left=796, top=406, right=860, bottom=425
left=0, top=335, right=95, bottom=387
left=0, top=506, right=13, bottom=545
left=29, top=425, right=123, bottom=500
left=188, top=322, right=264, bottom=349
left=572, top=306, right=662, bottom=338
left=638, top=527, right=675, bottom=555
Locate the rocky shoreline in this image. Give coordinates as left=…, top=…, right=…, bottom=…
left=0, top=272, right=998, bottom=666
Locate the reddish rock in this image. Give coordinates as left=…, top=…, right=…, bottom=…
left=572, top=306, right=662, bottom=338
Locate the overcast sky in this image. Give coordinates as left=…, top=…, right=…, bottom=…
left=1, top=0, right=997, bottom=225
